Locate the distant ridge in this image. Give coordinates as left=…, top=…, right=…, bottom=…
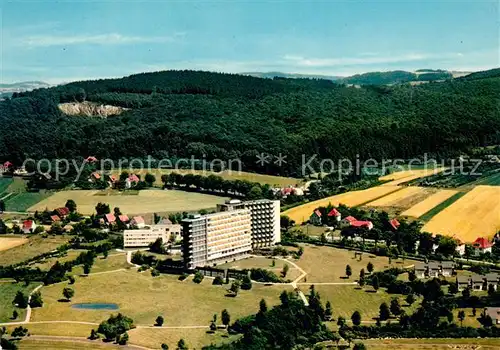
left=241, top=71, right=342, bottom=81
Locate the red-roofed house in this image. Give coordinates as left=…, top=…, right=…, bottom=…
left=341, top=215, right=357, bottom=228
left=118, top=215, right=130, bottom=223
left=50, top=215, right=61, bottom=223
left=22, top=220, right=37, bottom=234
left=85, top=156, right=98, bottom=163
left=91, top=172, right=101, bottom=182
left=389, top=219, right=400, bottom=231
left=55, top=207, right=70, bottom=218
left=125, top=174, right=140, bottom=189
left=131, top=216, right=146, bottom=228
left=473, top=237, right=494, bottom=256
left=4, top=161, right=13, bottom=168
left=310, top=209, right=322, bottom=226
left=351, top=220, right=374, bottom=230
left=105, top=214, right=116, bottom=224
left=107, top=175, right=118, bottom=188
left=327, top=208, right=342, bottom=222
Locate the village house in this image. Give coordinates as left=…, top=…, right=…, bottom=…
left=118, top=215, right=130, bottom=224
left=389, top=218, right=400, bottom=231
left=309, top=209, right=322, bottom=226
left=427, top=262, right=441, bottom=278
left=130, top=216, right=146, bottom=228
left=457, top=275, right=470, bottom=291
left=85, top=156, right=98, bottom=163
left=440, top=261, right=455, bottom=277
left=327, top=208, right=341, bottom=222
left=90, top=172, right=101, bottom=182
left=484, top=307, right=500, bottom=325
left=473, top=237, right=493, bottom=256
left=125, top=174, right=140, bottom=189
left=340, top=215, right=373, bottom=230
left=50, top=215, right=61, bottom=223
left=471, top=275, right=485, bottom=291
left=105, top=213, right=116, bottom=226
left=108, top=174, right=118, bottom=187
left=414, top=262, right=427, bottom=279
left=22, top=220, right=36, bottom=234
left=55, top=207, right=70, bottom=218
left=485, top=273, right=499, bottom=291
left=455, top=242, right=466, bottom=256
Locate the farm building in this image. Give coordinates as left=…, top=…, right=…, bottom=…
left=473, top=237, right=493, bottom=256
left=327, top=208, right=341, bottom=222
left=484, top=307, right=500, bottom=324
left=131, top=216, right=146, bottom=228
left=310, top=209, right=322, bottom=226
left=22, top=220, right=36, bottom=234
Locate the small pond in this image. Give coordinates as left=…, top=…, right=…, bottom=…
left=71, top=303, right=119, bottom=310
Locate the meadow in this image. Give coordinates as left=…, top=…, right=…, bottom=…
left=218, top=255, right=303, bottom=281
left=29, top=189, right=229, bottom=215
left=0, top=282, right=40, bottom=322
left=422, top=185, right=500, bottom=241
left=0, top=235, right=70, bottom=266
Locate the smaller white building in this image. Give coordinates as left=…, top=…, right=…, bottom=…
left=124, top=224, right=181, bottom=248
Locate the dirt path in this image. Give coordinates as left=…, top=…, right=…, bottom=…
left=20, top=335, right=153, bottom=350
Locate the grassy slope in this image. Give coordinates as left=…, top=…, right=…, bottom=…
left=0, top=235, right=70, bottom=266
left=0, top=282, right=40, bottom=322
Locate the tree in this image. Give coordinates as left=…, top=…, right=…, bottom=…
left=358, top=277, right=365, bottom=288
left=448, top=282, right=458, bottom=295
left=325, top=300, right=333, bottom=320
left=0, top=200, right=5, bottom=213
left=241, top=275, right=252, bottom=290
left=257, top=299, right=268, bottom=314
left=213, top=276, right=224, bottom=285
left=193, top=271, right=204, bottom=284
left=83, top=263, right=92, bottom=275
left=29, top=291, right=43, bottom=308
left=230, top=280, right=240, bottom=296
left=281, top=264, right=290, bottom=278
left=488, top=283, right=496, bottom=296
left=68, top=275, right=76, bottom=284
left=161, top=344, right=169, bottom=350
left=177, top=339, right=188, bottom=350
left=65, top=199, right=77, bottom=213
left=390, top=298, right=402, bottom=316
left=89, top=329, right=99, bottom=340
left=379, top=302, right=390, bottom=321
left=405, top=293, right=416, bottom=306
left=145, top=173, right=156, bottom=186
left=367, top=262, right=374, bottom=274
left=458, top=310, right=466, bottom=326
left=462, top=287, right=471, bottom=299
left=221, top=309, right=230, bottom=328
left=63, top=287, right=74, bottom=301
left=372, top=275, right=380, bottom=292
left=351, top=310, right=361, bottom=326
left=13, top=291, right=28, bottom=308
left=149, top=237, right=166, bottom=254
left=345, top=265, right=352, bottom=278
left=103, top=249, right=109, bottom=259
left=155, top=315, right=164, bottom=326
left=353, top=343, right=367, bottom=350
left=359, top=268, right=365, bottom=280
left=95, top=202, right=110, bottom=215
left=118, top=331, right=129, bottom=345
left=337, top=316, right=346, bottom=328
left=12, top=310, right=18, bottom=320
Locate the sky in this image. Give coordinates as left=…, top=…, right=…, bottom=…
left=0, top=0, right=499, bottom=84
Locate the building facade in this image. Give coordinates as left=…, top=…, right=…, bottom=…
left=182, top=209, right=252, bottom=269
left=124, top=224, right=181, bottom=248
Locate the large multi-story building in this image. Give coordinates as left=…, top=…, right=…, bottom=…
left=217, top=199, right=280, bottom=248
left=182, top=209, right=252, bottom=269
left=124, top=224, right=181, bottom=248
left=182, top=199, right=280, bottom=268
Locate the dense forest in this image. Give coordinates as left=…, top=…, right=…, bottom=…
left=341, top=70, right=453, bottom=85
left=1, top=69, right=499, bottom=176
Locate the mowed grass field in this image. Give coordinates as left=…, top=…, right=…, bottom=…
left=0, top=282, right=40, bottom=322
left=422, top=185, right=500, bottom=241
left=283, top=186, right=400, bottom=224
left=31, top=270, right=290, bottom=326
left=0, top=235, right=70, bottom=266
left=218, top=256, right=303, bottom=281
left=363, top=338, right=500, bottom=349
left=294, top=244, right=415, bottom=283
left=0, top=236, right=28, bottom=252
left=111, top=168, right=302, bottom=187
left=401, top=189, right=459, bottom=218
left=29, top=189, right=229, bottom=215
left=365, top=186, right=434, bottom=209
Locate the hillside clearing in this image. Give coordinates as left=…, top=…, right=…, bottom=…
left=422, top=185, right=500, bottom=241
left=28, top=189, right=228, bottom=215
left=282, top=186, right=400, bottom=224
left=401, top=189, right=459, bottom=218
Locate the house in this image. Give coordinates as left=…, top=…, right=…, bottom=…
left=457, top=275, right=470, bottom=291
left=85, top=156, right=98, bottom=163
left=55, top=207, right=70, bottom=218
left=414, top=262, right=427, bottom=279
left=105, top=214, right=116, bottom=225
left=327, top=208, right=341, bottom=222
left=50, top=215, right=61, bottom=223
left=341, top=216, right=357, bottom=228
left=455, top=243, right=466, bottom=256
left=118, top=215, right=130, bottom=224
left=125, top=174, right=140, bottom=189
left=427, top=262, right=441, bottom=278
left=350, top=220, right=374, bottom=230
left=485, top=273, right=499, bottom=291
left=309, top=210, right=322, bottom=226
left=22, top=220, right=36, bottom=234
left=473, top=237, right=493, bottom=256
left=484, top=307, right=500, bottom=324
left=440, top=261, right=455, bottom=277
left=3, top=161, right=13, bottom=168
left=90, top=172, right=101, bottom=182
left=389, top=218, right=400, bottom=231
left=158, top=218, right=172, bottom=225
left=130, top=216, right=146, bottom=228
left=471, top=275, right=485, bottom=291
left=108, top=175, right=118, bottom=187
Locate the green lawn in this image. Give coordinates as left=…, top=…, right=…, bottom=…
left=218, top=256, right=302, bottom=281
left=363, top=338, right=500, bottom=349
left=0, top=282, right=40, bottom=322
left=419, top=191, right=466, bottom=222
left=5, top=191, right=53, bottom=212
left=0, top=177, right=13, bottom=197
left=472, top=171, right=500, bottom=186
left=31, top=269, right=290, bottom=326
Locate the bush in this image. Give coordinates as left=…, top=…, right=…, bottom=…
left=193, top=271, right=204, bottom=284
left=213, top=276, right=224, bottom=285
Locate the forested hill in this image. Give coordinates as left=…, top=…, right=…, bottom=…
left=341, top=70, right=454, bottom=85
left=1, top=69, right=499, bottom=176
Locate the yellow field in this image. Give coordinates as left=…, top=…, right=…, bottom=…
left=380, top=168, right=445, bottom=186
left=111, top=168, right=301, bottom=187
left=365, top=186, right=428, bottom=207
left=0, top=236, right=28, bottom=252
left=282, top=186, right=400, bottom=224
left=401, top=189, right=458, bottom=218
left=28, top=189, right=229, bottom=215
left=422, top=185, right=500, bottom=241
